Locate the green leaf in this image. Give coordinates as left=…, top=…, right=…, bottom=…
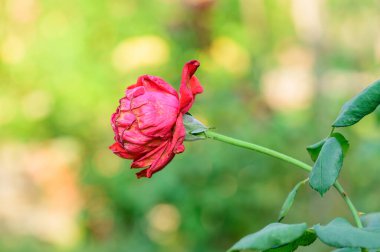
left=278, top=179, right=308, bottom=222
left=332, top=248, right=380, bottom=252
left=306, top=133, right=349, bottom=162
left=332, top=249, right=379, bottom=252
left=332, top=79, right=380, bottom=127
left=309, top=136, right=344, bottom=196
left=265, top=229, right=317, bottom=252
left=296, top=229, right=317, bottom=246
left=361, top=212, right=380, bottom=228
left=183, top=113, right=208, bottom=141
left=228, top=223, right=308, bottom=252
left=306, top=139, right=326, bottom=162
left=314, top=217, right=380, bottom=249
left=332, top=248, right=361, bottom=252
left=331, top=133, right=350, bottom=157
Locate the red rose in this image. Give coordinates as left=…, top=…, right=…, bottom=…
left=109, top=60, right=203, bottom=178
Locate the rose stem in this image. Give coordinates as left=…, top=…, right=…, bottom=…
left=204, top=130, right=363, bottom=228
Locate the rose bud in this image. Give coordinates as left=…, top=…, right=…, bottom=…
left=109, top=60, right=204, bottom=178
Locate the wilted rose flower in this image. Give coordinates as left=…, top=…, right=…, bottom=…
left=109, top=60, right=203, bottom=178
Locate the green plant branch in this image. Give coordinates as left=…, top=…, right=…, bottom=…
left=333, top=182, right=363, bottom=228
left=204, top=130, right=363, bottom=228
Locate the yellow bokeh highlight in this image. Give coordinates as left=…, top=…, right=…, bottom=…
left=146, top=203, right=181, bottom=246
left=1, top=34, right=26, bottom=65
left=146, top=203, right=181, bottom=233
left=21, top=90, right=53, bottom=121
left=112, top=36, right=169, bottom=73
left=209, top=37, right=250, bottom=76
left=6, top=0, right=39, bottom=24
left=261, top=67, right=314, bottom=111
left=262, top=47, right=315, bottom=112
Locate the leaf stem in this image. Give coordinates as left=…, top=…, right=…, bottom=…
left=204, top=130, right=363, bottom=228
left=333, top=182, right=363, bottom=228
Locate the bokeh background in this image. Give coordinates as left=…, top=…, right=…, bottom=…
left=1, top=0, right=380, bottom=251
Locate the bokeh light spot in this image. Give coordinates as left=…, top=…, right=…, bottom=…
left=21, top=90, right=53, bottom=120
left=262, top=67, right=314, bottom=111
left=146, top=203, right=181, bottom=233
left=112, top=36, right=169, bottom=73
left=6, top=0, right=39, bottom=23
left=209, top=37, right=250, bottom=76
left=1, top=35, right=26, bottom=65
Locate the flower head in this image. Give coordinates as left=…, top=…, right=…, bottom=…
left=109, top=60, right=203, bottom=178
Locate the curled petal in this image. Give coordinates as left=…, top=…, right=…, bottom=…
left=135, top=143, right=175, bottom=178
left=109, top=142, right=134, bottom=159
left=111, top=97, right=135, bottom=143
left=121, top=122, right=155, bottom=145
left=135, top=115, right=186, bottom=178
left=131, top=91, right=179, bottom=137
left=114, top=111, right=135, bottom=142
left=111, top=109, right=120, bottom=142
left=171, top=114, right=186, bottom=154
left=131, top=141, right=169, bottom=169
left=126, top=86, right=145, bottom=100
left=116, top=111, right=135, bottom=128
left=179, top=60, right=203, bottom=113
left=134, top=75, right=179, bottom=98
left=123, top=142, right=150, bottom=157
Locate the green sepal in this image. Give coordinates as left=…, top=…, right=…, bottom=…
left=183, top=113, right=208, bottom=141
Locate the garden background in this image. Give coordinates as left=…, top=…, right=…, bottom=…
left=1, top=0, right=380, bottom=251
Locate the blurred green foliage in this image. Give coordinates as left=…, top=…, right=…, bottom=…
left=0, top=0, right=380, bottom=251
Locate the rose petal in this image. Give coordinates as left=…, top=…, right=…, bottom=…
left=120, top=122, right=155, bottom=145
left=109, top=142, right=134, bottom=159
left=135, top=169, right=149, bottom=178
left=115, top=111, right=135, bottom=129
left=111, top=109, right=120, bottom=140
left=136, top=143, right=175, bottom=178
left=138, top=75, right=179, bottom=98
left=135, top=115, right=186, bottom=178
left=135, top=146, right=175, bottom=178
left=171, top=114, right=186, bottom=154
left=124, top=141, right=155, bottom=158
left=115, top=97, right=135, bottom=125
left=126, top=86, right=145, bottom=100
left=179, top=60, right=203, bottom=113
left=131, top=91, right=179, bottom=137
left=131, top=141, right=168, bottom=169
left=112, top=97, right=135, bottom=143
